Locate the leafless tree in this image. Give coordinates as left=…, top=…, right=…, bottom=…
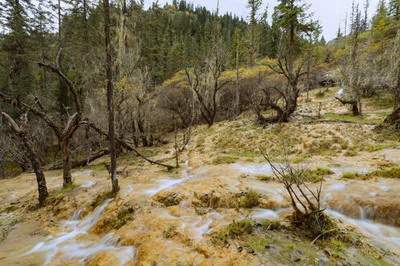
left=1, top=112, right=48, bottom=205
left=103, top=0, right=119, bottom=193
left=385, top=31, right=400, bottom=126
left=336, top=2, right=363, bottom=116
left=185, top=50, right=230, bottom=127
left=0, top=50, right=85, bottom=188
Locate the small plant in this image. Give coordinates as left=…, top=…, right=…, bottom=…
left=91, top=191, right=114, bottom=208
left=212, top=155, right=238, bottom=165
left=315, top=90, right=325, bottom=98
left=262, top=150, right=336, bottom=239
left=342, top=172, right=366, bottom=180
left=260, top=220, right=284, bottom=231
left=256, top=175, right=273, bottom=181
left=211, top=220, right=255, bottom=245
left=304, top=167, right=334, bottom=183
left=112, top=204, right=135, bottom=229
left=163, top=225, right=178, bottom=239
left=238, top=190, right=260, bottom=208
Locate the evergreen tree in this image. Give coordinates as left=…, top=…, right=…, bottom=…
left=1, top=0, right=33, bottom=100
left=247, top=0, right=262, bottom=65
left=389, top=0, right=400, bottom=19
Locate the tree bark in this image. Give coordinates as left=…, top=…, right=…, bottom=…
left=1, top=112, right=48, bottom=205
left=60, top=138, right=72, bottom=187
left=25, top=137, right=48, bottom=206
left=103, top=0, right=119, bottom=194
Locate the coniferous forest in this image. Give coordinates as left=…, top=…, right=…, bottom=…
left=1, top=0, right=400, bottom=265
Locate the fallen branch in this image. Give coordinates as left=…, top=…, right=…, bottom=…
left=47, top=149, right=109, bottom=170
left=88, top=122, right=175, bottom=171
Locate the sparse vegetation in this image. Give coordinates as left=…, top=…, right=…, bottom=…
left=211, top=220, right=255, bottom=245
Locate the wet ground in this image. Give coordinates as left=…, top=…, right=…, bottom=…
left=1, top=144, right=400, bottom=265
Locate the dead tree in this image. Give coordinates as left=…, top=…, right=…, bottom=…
left=384, top=31, right=400, bottom=127
left=1, top=112, right=48, bottom=206
left=103, top=0, right=119, bottom=193
left=336, top=3, right=363, bottom=116
left=185, top=54, right=229, bottom=127
left=0, top=78, right=85, bottom=188
left=0, top=49, right=85, bottom=187
left=173, top=116, right=192, bottom=168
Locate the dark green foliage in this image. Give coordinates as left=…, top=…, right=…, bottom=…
left=1, top=0, right=33, bottom=101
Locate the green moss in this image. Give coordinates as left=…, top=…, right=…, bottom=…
left=212, top=155, right=238, bottom=165
left=111, top=205, right=135, bottom=229
left=90, top=191, right=114, bottom=208
left=305, top=167, right=334, bottom=183
left=256, top=175, right=273, bottom=181
left=211, top=220, right=255, bottom=245
left=245, top=235, right=270, bottom=252
left=260, top=220, right=285, bottom=231
left=315, top=90, right=326, bottom=98
left=163, top=225, right=178, bottom=239
left=344, top=149, right=358, bottom=157
left=47, top=183, right=78, bottom=203
left=372, top=166, right=400, bottom=178
left=342, top=166, right=400, bottom=180
left=324, top=113, right=365, bottom=123
left=342, top=172, right=368, bottom=180
left=238, top=190, right=260, bottom=208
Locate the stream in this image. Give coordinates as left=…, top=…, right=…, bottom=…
left=22, top=160, right=400, bottom=264
left=26, top=199, right=135, bottom=265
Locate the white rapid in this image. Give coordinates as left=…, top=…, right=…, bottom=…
left=327, top=209, right=400, bottom=251
left=26, top=199, right=135, bottom=265
left=231, top=163, right=275, bottom=176
left=250, top=208, right=281, bottom=221
left=144, top=160, right=192, bottom=196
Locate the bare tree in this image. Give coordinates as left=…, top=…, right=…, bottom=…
left=185, top=49, right=229, bottom=127
left=1, top=112, right=48, bottom=205
left=385, top=31, right=400, bottom=126
left=173, top=116, right=192, bottom=168
left=336, top=2, right=363, bottom=116
left=103, top=0, right=119, bottom=193
left=0, top=50, right=85, bottom=188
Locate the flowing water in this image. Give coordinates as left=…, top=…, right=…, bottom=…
left=327, top=209, right=400, bottom=252
left=13, top=159, right=400, bottom=264
left=26, top=199, right=135, bottom=265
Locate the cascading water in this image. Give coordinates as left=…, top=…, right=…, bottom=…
left=26, top=199, right=135, bottom=265
left=327, top=209, right=400, bottom=251
left=144, top=160, right=192, bottom=196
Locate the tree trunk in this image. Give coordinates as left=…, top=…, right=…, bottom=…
left=0, top=152, right=4, bottom=179
left=103, top=0, right=119, bottom=194
left=61, top=138, right=73, bottom=187
left=352, top=102, right=360, bottom=116
left=23, top=135, right=48, bottom=205
left=28, top=146, right=48, bottom=206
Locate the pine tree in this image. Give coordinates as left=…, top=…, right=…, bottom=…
left=1, top=0, right=33, bottom=100
left=389, top=0, right=400, bottom=19
left=337, top=25, right=343, bottom=39
left=247, top=0, right=262, bottom=66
